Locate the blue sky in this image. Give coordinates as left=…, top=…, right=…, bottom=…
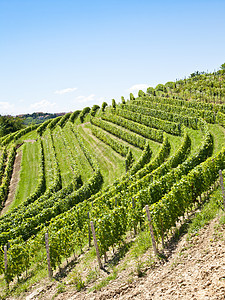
left=0, top=0, right=225, bottom=115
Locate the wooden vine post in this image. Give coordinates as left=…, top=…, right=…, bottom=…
left=161, top=217, right=165, bottom=249
left=87, top=212, right=91, bottom=248
left=90, top=221, right=102, bottom=269
left=219, top=170, right=225, bottom=210
left=4, top=245, right=7, bottom=273
left=145, top=205, right=158, bottom=257
left=4, top=245, right=8, bottom=288
left=45, top=232, right=52, bottom=279
left=132, top=198, right=137, bottom=236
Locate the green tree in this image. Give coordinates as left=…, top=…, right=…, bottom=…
left=147, top=87, right=154, bottom=95
left=101, top=102, right=108, bottom=112
left=125, top=149, right=135, bottom=172
left=165, top=81, right=175, bottom=90
left=0, top=116, right=24, bottom=137
left=155, top=84, right=164, bottom=92
left=79, top=107, right=90, bottom=123
left=112, top=99, right=116, bottom=109
left=130, top=93, right=135, bottom=100
left=90, top=105, right=100, bottom=116
left=220, top=63, right=225, bottom=74
left=121, top=96, right=126, bottom=104
left=138, top=90, right=145, bottom=97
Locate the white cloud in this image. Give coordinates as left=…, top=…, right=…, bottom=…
left=30, top=99, right=56, bottom=112
left=0, top=101, right=15, bottom=113
left=127, top=84, right=149, bottom=93
left=75, top=94, right=95, bottom=104
left=54, top=87, right=77, bottom=95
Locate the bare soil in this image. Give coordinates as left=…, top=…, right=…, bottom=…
left=86, top=219, right=225, bottom=300
left=23, top=139, right=37, bottom=144
left=0, top=140, right=36, bottom=216
left=71, top=218, right=225, bottom=300
left=14, top=217, right=225, bottom=300
left=0, top=149, right=23, bottom=216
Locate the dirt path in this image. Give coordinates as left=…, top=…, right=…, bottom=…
left=0, top=140, right=36, bottom=216
left=0, top=149, right=23, bottom=215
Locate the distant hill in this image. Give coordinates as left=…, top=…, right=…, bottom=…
left=18, top=112, right=67, bottom=125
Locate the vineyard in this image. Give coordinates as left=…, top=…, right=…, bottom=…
left=0, top=67, right=225, bottom=298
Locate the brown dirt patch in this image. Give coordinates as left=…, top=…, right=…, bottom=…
left=24, top=139, right=37, bottom=144
left=0, top=149, right=23, bottom=215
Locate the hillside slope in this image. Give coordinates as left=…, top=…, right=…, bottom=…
left=9, top=209, right=225, bottom=300
left=86, top=218, right=225, bottom=300
left=0, top=66, right=225, bottom=299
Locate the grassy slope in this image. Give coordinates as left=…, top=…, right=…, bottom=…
left=18, top=130, right=38, bottom=142
left=166, top=133, right=182, bottom=156
left=52, top=127, right=76, bottom=188
left=42, top=131, right=57, bottom=188
left=8, top=141, right=39, bottom=210
left=77, top=123, right=127, bottom=189
left=209, top=124, right=225, bottom=155
left=83, top=122, right=143, bottom=160
left=63, top=123, right=93, bottom=183
left=186, top=127, right=204, bottom=155
left=81, top=122, right=146, bottom=160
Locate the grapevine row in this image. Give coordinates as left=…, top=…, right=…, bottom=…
left=57, top=113, right=71, bottom=128
left=46, top=116, right=62, bottom=131
left=1, top=124, right=39, bottom=146
left=102, top=112, right=164, bottom=143
left=0, top=148, right=7, bottom=185
left=69, top=110, right=81, bottom=123
left=114, top=122, right=212, bottom=213
left=59, top=126, right=82, bottom=184
left=132, top=99, right=215, bottom=124
left=75, top=123, right=214, bottom=257
left=146, top=95, right=225, bottom=114
left=122, top=103, right=198, bottom=130
left=0, top=146, right=16, bottom=209
left=129, top=142, right=152, bottom=175
left=0, top=130, right=102, bottom=246
left=90, top=116, right=147, bottom=149
left=0, top=131, right=62, bottom=229
left=150, top=146, right=225, bottom=238
left=18, top=127, right=197, bottom=268
left=88, top=135, right=170, bottom=206
left=116, top=107, right=181, bottom=135
left=91, top=124, right=129, bottom=157
left=0, top=128, right=192, bottom=281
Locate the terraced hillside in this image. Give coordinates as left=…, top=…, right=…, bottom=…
left=0, top=68, right=225, bottom=298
